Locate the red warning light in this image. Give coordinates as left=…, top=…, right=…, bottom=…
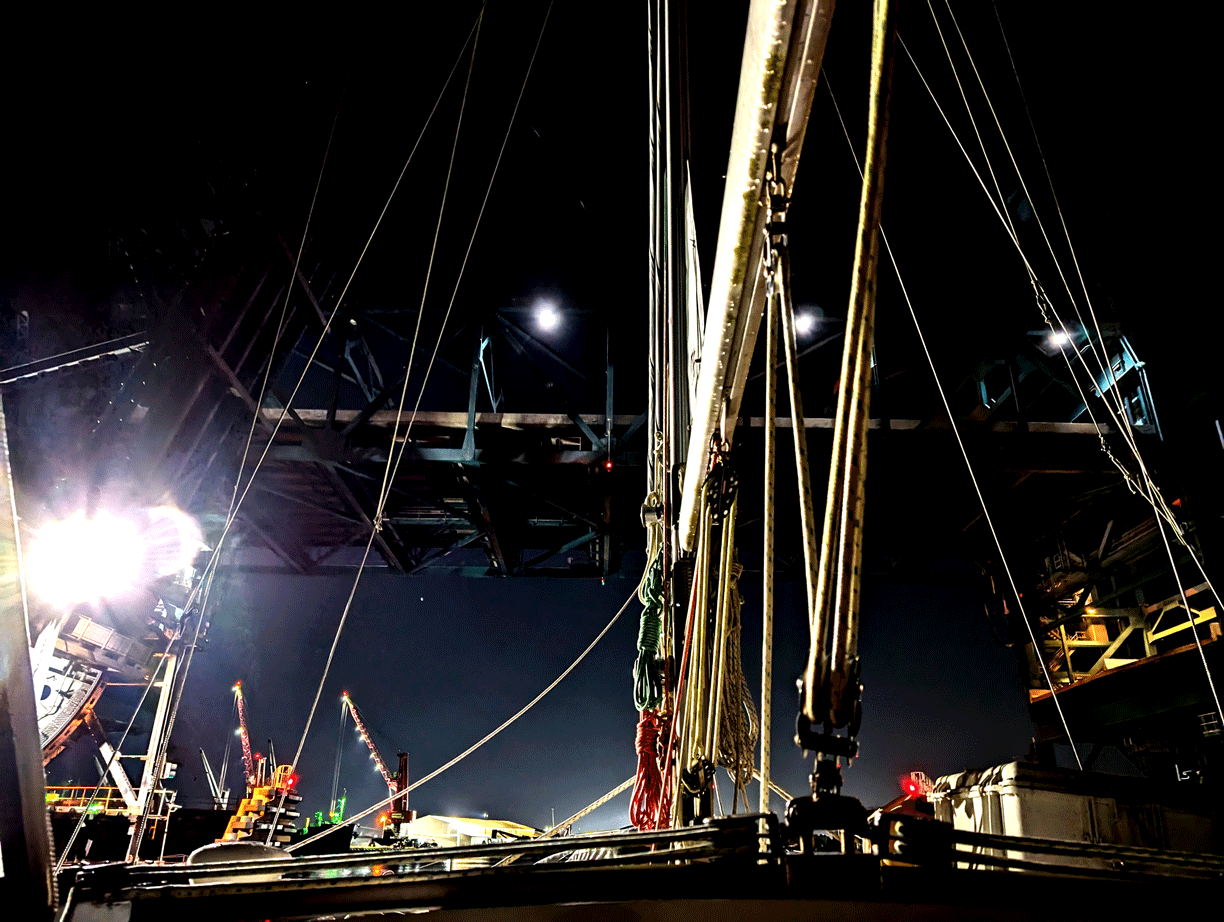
left=605, top=460, right=613, bottom=471
left=899, top=772, right=931, bottom=799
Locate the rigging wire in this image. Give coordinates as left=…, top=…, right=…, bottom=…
left=986, top=0, right=1139, bottom=431
left=824, top=71, right=1083, bottom=769
left=52, top=633, right=179, bottom=870
left=287, top=584, right=637, bottom=853
left=384, top=0, right=558, bottom=462
left=937, top=0, right=1135, bottom=438
left=270, top=0, right=556, bottom=836
left=128, top=562, right=220, bottom=857
left=265, top=12, right=486, bottom=843
left=130, top=89, right=349, bottom=861
left=56, top=8, right=482, bottom=865
left=218, top=693, right=238, bottom=799
left=980, top=0, right=1221, bottom=617
left=908, top=15, right=1222, bottom=724
left=496, top=775, right=637, bottom=866
left=928, top=0, right=1148, bottom=471
left=52, top=84, right=353, bottom=871
left=920, top=3, right=1159, bottom=503
left=923, top=0, right=1018, bottom=243
left=228, top=95, right=343, bottom=524
left=902, top=19, right=1164, bottom=508
left=199, top=2, right=485, bottom=601
left=331, top=700, right=349, bottom=818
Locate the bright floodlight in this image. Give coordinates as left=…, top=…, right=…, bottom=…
left=26, top=511, right=143, bottom=607
left=1050, top=330, right=1070, bottom=346
left=795, top=312, right=816, bottom=335
left=535, top=302, right=560, bottom=333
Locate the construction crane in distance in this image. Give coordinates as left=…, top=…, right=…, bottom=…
left=199, top=749, right=230, bottom=810
left=233, top=682, right=255, bottom=787
left=342, top=691, right=395, bottom=796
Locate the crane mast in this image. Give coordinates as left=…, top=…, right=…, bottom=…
left=233, top=682, right=255, bottom=786
left=342, top=692, right=395, bottom=795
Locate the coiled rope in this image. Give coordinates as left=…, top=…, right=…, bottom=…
left=629, top=710, right=666, bottom=830
left=715, top=554, right=758, bottom=811
left=633, top=554, right=665, bottom=711
left=630, top=436, right=667, bottom=829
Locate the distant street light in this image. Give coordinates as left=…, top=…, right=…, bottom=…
left=535, top=302, right=560, bottom=333
left=795, top=312, right=816, bottom=336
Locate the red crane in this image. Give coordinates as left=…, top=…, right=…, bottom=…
left=234, top=682, right=255, bottom=785
left=342, top=692, right=395, bottom=796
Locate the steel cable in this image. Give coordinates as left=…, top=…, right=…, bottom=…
left=287, top=586, right=636, bottom=853
left=825, top=70, right=1084, bottom=768
left=265, top=10, right=486, bottom=843
left=905, top=18, right=1222, bottom=726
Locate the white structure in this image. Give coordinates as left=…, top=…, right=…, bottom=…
left=404, top=815, right=539, bottom=849
left=929, top=761, right=1215, bottom=871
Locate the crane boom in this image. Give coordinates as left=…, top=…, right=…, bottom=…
left=342, top=692, right=395, bottom=794
left=234, top=682, right=254, bottom=784
left=199, top=748, right=229, bottom=809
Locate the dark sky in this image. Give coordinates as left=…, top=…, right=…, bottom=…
left=10, top=2, right=1212, bottom=830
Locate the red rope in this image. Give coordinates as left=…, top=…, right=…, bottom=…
left=650, top=563, right=702, bottom=830
left=629, top=710, right=665, bottom=830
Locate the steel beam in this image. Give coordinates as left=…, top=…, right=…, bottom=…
left=200, top=341, right=274, bottom=432
left=310, top=525, right=375, bottom=568
left=268, top=408, right=643, bottom=430
left=250, top=482, right=363, bottom=525
left=517, top=529, right=598, bottom=573
left=463, top=331, right=484, bottom=461
left=0, top=395, right=54, bottom=909
left=500, top=326, right=605, bottom=448
left=495, top=313, right=591, bottom=385
left=278, top=234, right=330, bottom=328
left=236, top=511, right=309, bottom=574
left=466, top=483, right=511, bottom=575
left=0, top=332, right=148, bottom=385
left=288, top=348, right=364, bottom=391
left=405, top=530, right=486, bottom=574
left=322, top=465, right=410, bottom=572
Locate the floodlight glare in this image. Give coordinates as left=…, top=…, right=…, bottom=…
left=535, top=302, right=560, bottom=332
left=1050, top=330, right=1070, bottom=346
left=145, top=505, right=204, bottom=576
left=795, top=312, right=816, bottom=335
left=26, top=511, right=144, bottom=607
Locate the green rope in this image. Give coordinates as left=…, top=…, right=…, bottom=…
left=633, top=554, right=665, bottom=711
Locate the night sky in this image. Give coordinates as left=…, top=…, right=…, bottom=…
left=5, top=3, right=1213, bottom=833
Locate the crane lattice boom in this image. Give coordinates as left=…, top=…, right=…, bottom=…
left=343, top=692, right=395, bottom=794
left=234, top=682, right=255, bottom=784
